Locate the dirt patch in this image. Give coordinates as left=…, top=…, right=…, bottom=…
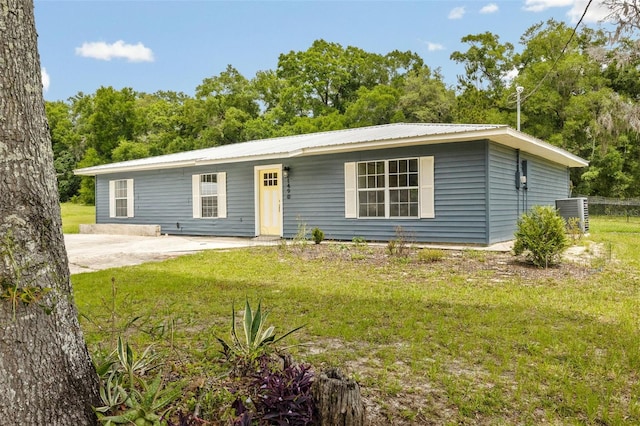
left=288, top=241, right=602, bottom=283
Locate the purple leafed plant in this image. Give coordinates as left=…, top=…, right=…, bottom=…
left=253, top=363, right=316, bottom=425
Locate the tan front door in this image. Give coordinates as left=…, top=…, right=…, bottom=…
left=258, top=168, right=282, bottom=235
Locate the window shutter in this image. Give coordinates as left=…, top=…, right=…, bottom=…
left=419, top=156, right=435, bottom=219
left=217, top=172, right=227, bottom=218
left=126, top=179, right=135, bottom=218
left=344, top=162, right=357, bottom=218
left=109, top=180, right=116, bottom=218
left=192, top=174, right=201, bottom=218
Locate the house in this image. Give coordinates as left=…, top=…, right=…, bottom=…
left=74, top=123, right=588, bottom=245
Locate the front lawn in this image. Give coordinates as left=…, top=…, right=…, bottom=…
left=60, top=202, right=95, bottom=233
left=71, top=217, right=640, bottom=424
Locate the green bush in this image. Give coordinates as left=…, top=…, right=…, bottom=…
left=311, top=227, right=324, bottom=244
left=513, top=205, right=569, bottom=268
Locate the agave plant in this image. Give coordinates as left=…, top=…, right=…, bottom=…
left=94, top=337, right=183, bottom=426
left=216, top=299, right=304, bottom=364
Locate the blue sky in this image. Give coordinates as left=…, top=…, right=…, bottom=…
left=35, top=0, right=611, bottom=102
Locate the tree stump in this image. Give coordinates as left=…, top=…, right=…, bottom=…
left=312, top=368, right=365, bottom=426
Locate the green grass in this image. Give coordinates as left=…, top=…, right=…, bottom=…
left=70, top=217, right=640, bottom=424
left=60, top=202, right=95, bottom=233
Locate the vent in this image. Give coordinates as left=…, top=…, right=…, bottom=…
left=555, top=197, right=589, bottom=233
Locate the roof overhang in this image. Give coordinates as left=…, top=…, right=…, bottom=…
left=74, top=126, right=588, bottom=176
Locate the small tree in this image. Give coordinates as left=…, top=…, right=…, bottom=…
left=513, top=205, right=569, bottom=268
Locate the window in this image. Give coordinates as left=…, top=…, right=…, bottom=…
left=345, top=157, right=433, bottom=219
left=200, top=174, right=218, bottom=218
left=109, top=179, right=134, bottom=218
left=192, top=172, right=227, bottom=219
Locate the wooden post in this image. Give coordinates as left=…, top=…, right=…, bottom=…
left=312, top=368, right=365, bottom=426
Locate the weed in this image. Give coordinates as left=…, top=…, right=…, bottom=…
left=462, top=249, right=487, bottom=263
left=566, top=217, right=584, bottom=243
left=352, top=236, right=367, bottom=247
left=293, top=217, right=309, bottom=251
left=417, top=248, right=445, bottom=263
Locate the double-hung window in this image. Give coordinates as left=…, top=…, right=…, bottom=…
left=345, top=157, right=434, bottom=219
left=192, top=172, right=227, bottom=218
left=109, top=179, right=134, bottom=218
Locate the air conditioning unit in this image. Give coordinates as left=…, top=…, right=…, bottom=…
left=555, top=197, right=589, bottom=233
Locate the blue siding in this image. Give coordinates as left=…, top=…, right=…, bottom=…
left=487, top=143, right=571, bottom=244
left=282, top=141, right=488, bottom=244
left=97, top=164, right=257, bottom=237
left=95, top=139, right=572, bottom=245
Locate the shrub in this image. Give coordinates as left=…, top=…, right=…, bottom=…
left=311, top=227, right=324, bottom=244
left=513, top=205, right=569, bottom=268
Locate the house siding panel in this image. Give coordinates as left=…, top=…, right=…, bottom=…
left=97, top=164, right=257, bottom=237
left=487, top=142, right=571, bottom=244
left=281, top=140, right=488, bottom=244
left=94, top=138, right=572, bottom=245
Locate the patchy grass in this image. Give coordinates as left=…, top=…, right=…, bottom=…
left=71, top=216, right=640, bottom=425
left=61, top=202, right=95, bottom=234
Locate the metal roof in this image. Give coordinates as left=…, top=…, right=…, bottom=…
left=74, top=123, right=588, bottom=176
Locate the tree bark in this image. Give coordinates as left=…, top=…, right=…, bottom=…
left=0, top=1, right=100, bottom=424
left=312, top=368, right=365, bottom=426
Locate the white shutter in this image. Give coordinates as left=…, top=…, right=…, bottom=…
left=217, top=172, right=227, bottom=218
left=126, top=179, right=134, bottom=218
left=109, top=180, right=116, bottom=218
left=419, top=156, right=435, bottom=219
left=344, top=162, right=357, bottom=218
left=192, top=174, right=201, bottom=218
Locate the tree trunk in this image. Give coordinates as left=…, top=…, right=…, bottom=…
left=0, top=1, right=100, bottom=424
left=312, top=368, right=365, bottom=426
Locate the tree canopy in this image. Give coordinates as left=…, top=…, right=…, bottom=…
left=50, top=23, right=640, bottom=202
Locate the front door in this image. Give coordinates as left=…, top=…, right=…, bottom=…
left=258, top=167, right=282, bottom=236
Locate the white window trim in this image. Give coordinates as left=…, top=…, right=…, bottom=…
left=109, top=179, right=134, bottom=218
left=192, top=172, right=227, bottom=219
left=344, top=156, right=434, bottom=219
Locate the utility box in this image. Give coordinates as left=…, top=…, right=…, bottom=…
left=555, top=197, right=589, bottom=233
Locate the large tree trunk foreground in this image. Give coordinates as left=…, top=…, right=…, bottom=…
left=0, top=0, right=100, bottom=424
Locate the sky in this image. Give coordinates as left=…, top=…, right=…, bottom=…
left=34, top=0, right=613, bottom=102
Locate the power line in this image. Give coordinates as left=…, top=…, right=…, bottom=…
left=518, top=0, right=595, bottom=104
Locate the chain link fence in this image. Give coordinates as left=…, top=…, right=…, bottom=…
left=577, top=195, right=640, bottom=217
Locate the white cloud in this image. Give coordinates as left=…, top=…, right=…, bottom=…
left=523, top=0, right=573, bottom=13
left=567, top=0, right=610, bottom=23
left=448, top=6, right=466, bottom=19
left=502, top=67, right=519, bottom=84
left=426, top=42, right=445, bottom=52
left=480, top=3, right=499, bottom=14
left=41, top=67, right=50, bottom=92
left=523, top=0, right=609, bottom=23
left=75, top=40, right=154, bottom=62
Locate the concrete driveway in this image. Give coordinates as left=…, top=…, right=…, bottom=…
left=64, top=234, right=273, bottom=274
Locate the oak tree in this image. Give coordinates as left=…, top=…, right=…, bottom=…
left=0, top=0, right=100, bottom=423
